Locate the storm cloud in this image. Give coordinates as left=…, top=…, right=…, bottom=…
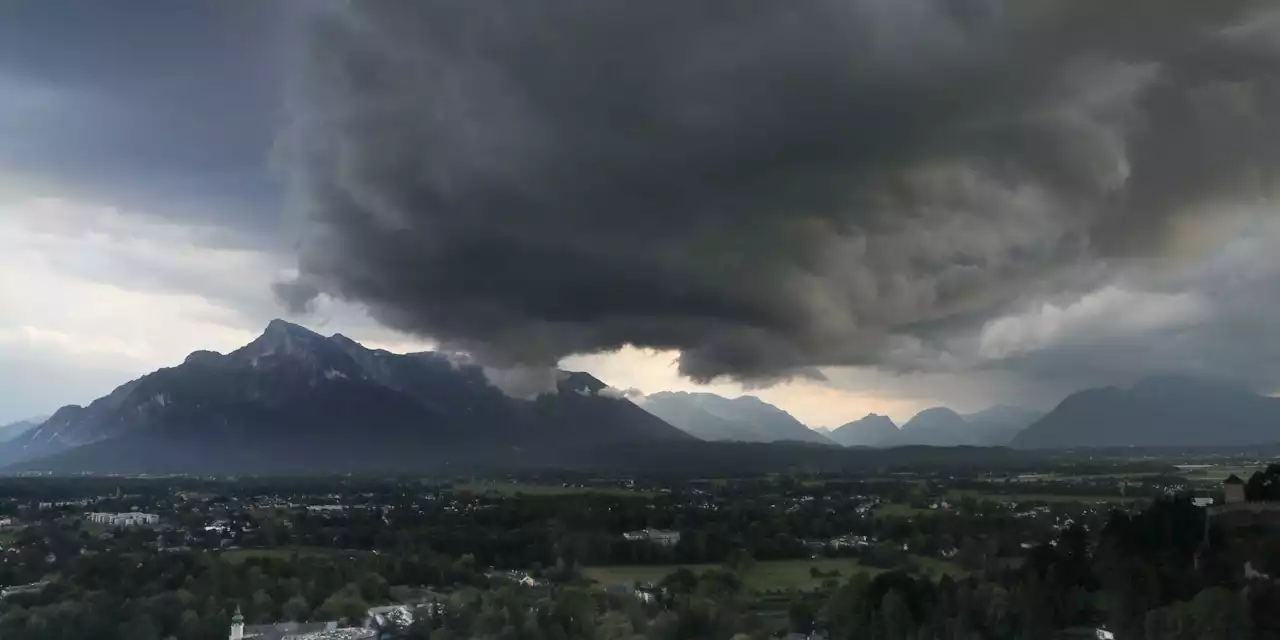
left=277, top=0, right=1280, bottom=384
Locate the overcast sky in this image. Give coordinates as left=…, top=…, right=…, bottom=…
left=2, top=1, right=1279, bottom=427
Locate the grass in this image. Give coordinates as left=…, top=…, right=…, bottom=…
left=1184, top=466, right=1262, bottom=483
left=946, top=490, right=1143, bottom=505
left=583, top=557, right=962, bottom=593
left=452, top=482, right=653, bottom=497
left=219, top=547, right=350, bottom=564
left=912, top=556, right=965, bottom=579
left=873, top=503, right=936, bottom=518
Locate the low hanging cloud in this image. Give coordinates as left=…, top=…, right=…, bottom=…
left=598, top=386, right=646, bottom=402
left=276, top=0, right=1280, bottom=386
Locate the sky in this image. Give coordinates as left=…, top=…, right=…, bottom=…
left=2, top=1, right=1279, bottom=427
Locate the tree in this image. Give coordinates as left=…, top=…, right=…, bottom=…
left=316, top=587, right=371, bottom=623
left=179, top=610, right=202, bottom=639
left=120, top=615, right=160, bottom=640
left=283, top=595, right=311, bottom=622
left=1189, top=587, right=1251, bottom=640
left=1246, top=465, right=1280, bottom=502
left=251, top=589, right=276, bottom=623
left=881, top=589, right=915, bottom=640
left=724, top=549, right=756, bottom=574
left=551, top=587, right=596, bottom=639
left=359, top=573, right=389, bottom=603
left=787, top=598, right=815, bottom=634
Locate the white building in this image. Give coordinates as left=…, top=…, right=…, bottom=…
left=86, top=512, right=159, bottom=527
left=622, top=528, right=681, bottom=546
left=230, top=605, right=375, bottom=640
left=306, top=505, right=346, bottom=513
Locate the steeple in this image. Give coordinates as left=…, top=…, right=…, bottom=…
left=229, top=605, right=244, bottom=640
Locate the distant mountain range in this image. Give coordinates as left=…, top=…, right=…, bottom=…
left=827, top=414, right=900, bottom=447
left=641, top=392, right=836, bottom=445
left=827, top=405, right=1043, bottom=448
left=1012, top=376, right=1280, bottom=449
left=5, top=323, right=1271, bottom=474
left=0, top=320, right=692, bottom=474
left=0, top=417, right=44, bottom=443
left=962, top=406, right=1046, bottom=446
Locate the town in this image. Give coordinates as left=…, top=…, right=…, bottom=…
left=1, top=454, right=1278, bottom=639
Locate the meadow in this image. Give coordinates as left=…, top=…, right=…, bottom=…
left=583, top=556, right=962, bottom=593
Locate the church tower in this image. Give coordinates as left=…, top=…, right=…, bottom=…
left=229, top=605, right=244, bottom=640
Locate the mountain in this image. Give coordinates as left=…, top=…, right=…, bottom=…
left=827, top=414, right=900, bottom=447
left=0, top=320, right=692, bottom=474
left=962, top=405, right=1044, bottom=446
left=897, top=407, right=971, bottom=446
left=641, top=392, right=836, bottom=445
left=1011, top=376, right=1280, bottom=449
left=0, top=417, right=44, bottom=443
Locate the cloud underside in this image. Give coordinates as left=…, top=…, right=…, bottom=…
left=277, top=0, right=1280, bottom=388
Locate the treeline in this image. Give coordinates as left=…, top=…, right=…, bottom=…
left=0, top=546, right=486, bottom=639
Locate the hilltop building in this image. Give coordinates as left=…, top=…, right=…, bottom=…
left=229, top=604, right=374, bottom=640
left=1224, top=474, right=1246, bottom=505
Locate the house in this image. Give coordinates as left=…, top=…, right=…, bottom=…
left=86, top=512, right=159, bottom=527
left=232, top=618, right=374, bottom=639
left=488, top=570, right=541, bottom=587
left=1224, top=475, right=1247, bottom=505
left=229, top=605, right=376, bottom=640
left=364, top=605, right=415, bottom=640
left=1, top=581, right=49, bottom=599
left=621, top=528, right=681, bottom=546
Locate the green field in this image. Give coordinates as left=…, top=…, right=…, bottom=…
left=583, top=557, right=962, bottom=593
left=452, top=482, right=653, bottom=497
left=947, top=490, right=1143, bottom=505
left=219, top=547, right=354, bottom=564
left=913, top=556, right=965, bottom=579
left=873, top=503, right=936, bottom=518
left=1183, top=466, right=1262, bottom=483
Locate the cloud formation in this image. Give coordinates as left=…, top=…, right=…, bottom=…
left=271, top=1, right=1280, bottom=385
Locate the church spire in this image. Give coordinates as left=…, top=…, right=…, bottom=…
left=230, top=605, right=245, bottom=640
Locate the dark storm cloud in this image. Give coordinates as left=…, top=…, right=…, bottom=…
left=0, top=1, right=286, bottom=241
left=979, top=216, right=1280, bottom=393
left=278, top=0, right=1280, bottom=382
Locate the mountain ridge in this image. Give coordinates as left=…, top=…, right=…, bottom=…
left=828, top=414, right=900, bottom=447
left=1012, top=376, right=1280, bottom=449
left=1, top=320, right=692, bottom=473
left=0, top=417, right=46, bottom=443
left=641, top=391, right=836, bottom=445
